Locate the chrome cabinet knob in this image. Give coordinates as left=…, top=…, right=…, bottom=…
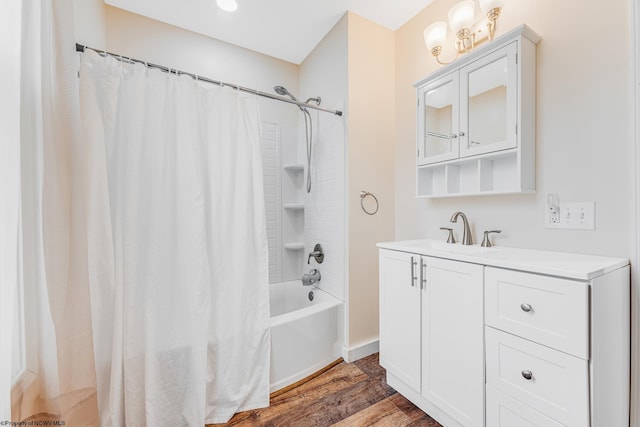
left=520, top=303, right=533, bottom=313
left=450, top=133, right=458, bottom=139
left=521, top=370, right=533, bottom=380
left=459, top=131, right=466, bottom=136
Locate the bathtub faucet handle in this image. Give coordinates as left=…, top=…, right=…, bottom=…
left=307, top=243, right=324, bottom=264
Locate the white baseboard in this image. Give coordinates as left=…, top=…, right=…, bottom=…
left=342, top=338, right=379, bottom=363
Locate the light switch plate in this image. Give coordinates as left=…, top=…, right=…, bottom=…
left=545, top=202, right=595, bottom=230
left=560, top=202, right=595, bottom=230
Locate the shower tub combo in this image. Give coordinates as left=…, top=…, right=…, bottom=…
left=269, top=280, right=343, bottom=392
left=265, top=86, right=344, bottom=392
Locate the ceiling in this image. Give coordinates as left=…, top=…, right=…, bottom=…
left=104, top=0, right=434, bottom=64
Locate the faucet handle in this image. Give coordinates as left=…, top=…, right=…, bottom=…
left=481, top=230, right=502, bottom=248
left=307, top=243, right=324, bottom=264
left=439, top=227, right=456, bottom=244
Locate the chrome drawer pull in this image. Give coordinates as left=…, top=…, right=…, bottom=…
left=520, top=303, right=533, bottom=312
left=521, top=370, right=533, bottom=380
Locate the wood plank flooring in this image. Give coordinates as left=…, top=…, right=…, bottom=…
left=208, top=353, right=441, bottom=427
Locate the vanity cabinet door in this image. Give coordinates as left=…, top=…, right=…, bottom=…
left=379, top=250, right=421, bottom=392
left=421, top=257, right=484, bottom=427
left=459, top=41, right=518, bottom=157
left=417, top=72, right=460, bottom=166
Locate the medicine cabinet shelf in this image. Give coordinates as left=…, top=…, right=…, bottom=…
left=417, top=149, right=534, bottom=198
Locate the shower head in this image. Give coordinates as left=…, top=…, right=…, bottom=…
left=274, top=86, right=321, bottom=108
left=274, top=85, right=297, bottom=102
left=274, top=85, right=306, bottom=112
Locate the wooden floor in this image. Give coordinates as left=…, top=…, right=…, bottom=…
left=209, top=353, right=441, bottom=427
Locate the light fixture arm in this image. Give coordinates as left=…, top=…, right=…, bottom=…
left=485, top=7, right=502, bottom=40
left=431, top=46, right=459, bottom=65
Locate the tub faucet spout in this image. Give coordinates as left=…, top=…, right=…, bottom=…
left=302, top=269, right=321, bottom=286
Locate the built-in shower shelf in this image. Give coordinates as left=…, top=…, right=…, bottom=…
left=283, top=203, right=305, bottom=210
left=283, top=163, right=304, bottom=172
left=283, top=243, right=305, bottom=250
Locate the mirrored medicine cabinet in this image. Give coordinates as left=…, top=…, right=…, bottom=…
left=414, top=25, right=540, bottom=198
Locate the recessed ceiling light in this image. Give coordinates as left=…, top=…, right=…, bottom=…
left=216, top=0, right=238, bottom=12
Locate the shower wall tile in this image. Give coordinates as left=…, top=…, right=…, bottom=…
left=262, top=123, right=282, bottom=284
left=305, top=110, right=346, bottom=301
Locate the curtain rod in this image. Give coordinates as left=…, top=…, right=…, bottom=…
left=75, top=43, right=343, bottom=117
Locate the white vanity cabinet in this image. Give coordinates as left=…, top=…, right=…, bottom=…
left=379, top=249, right=484, bottom=427
left=484, top=266, right=630, bottom=427
left=415, top=25, right=539, bottom=197
left=378, top=240, right=630, bottom=427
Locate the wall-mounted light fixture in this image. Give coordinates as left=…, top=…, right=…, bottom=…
left=423, top=0, right=504, bottom=65
left=217, top=0, right=238, bottom=12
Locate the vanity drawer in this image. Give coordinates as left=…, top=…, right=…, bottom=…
left=486, top=385, right=564, bottom=427
left=485, top=327, right=589, bottom=426
left=485, top=267, right=589, bottom=359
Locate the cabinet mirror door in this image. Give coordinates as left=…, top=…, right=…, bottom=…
left=418, top=73, right=459, bottom=165
left=460, top=42, right=517, bottom=157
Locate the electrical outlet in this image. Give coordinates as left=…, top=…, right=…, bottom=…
left=549, top=207, right=560, bottom=224
left=544, top=193, right=560, bottom=227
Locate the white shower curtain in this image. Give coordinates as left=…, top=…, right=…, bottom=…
left=11, top=0, right=99, bottom=424
left=79, top=50, right=270, bottom=425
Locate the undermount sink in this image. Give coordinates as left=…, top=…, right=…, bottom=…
left=428, top=241, right=496, bottom=254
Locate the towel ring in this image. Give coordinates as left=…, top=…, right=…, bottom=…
left=360, top=191, right=379, bottom=216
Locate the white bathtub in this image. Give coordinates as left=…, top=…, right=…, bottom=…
left=269, top=280, right=343, bottom=392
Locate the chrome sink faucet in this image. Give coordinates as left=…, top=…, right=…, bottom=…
left=450, top=211, right=473, bottom=245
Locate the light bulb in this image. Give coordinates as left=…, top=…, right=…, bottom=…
left=217, top=0, right=238, bottom=12
left=448, top=0, right=475, bottom=33
left=424, top=22, right=448, bottom=51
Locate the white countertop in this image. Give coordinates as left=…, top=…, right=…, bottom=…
left=377, top=239, right=629, bottom=280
